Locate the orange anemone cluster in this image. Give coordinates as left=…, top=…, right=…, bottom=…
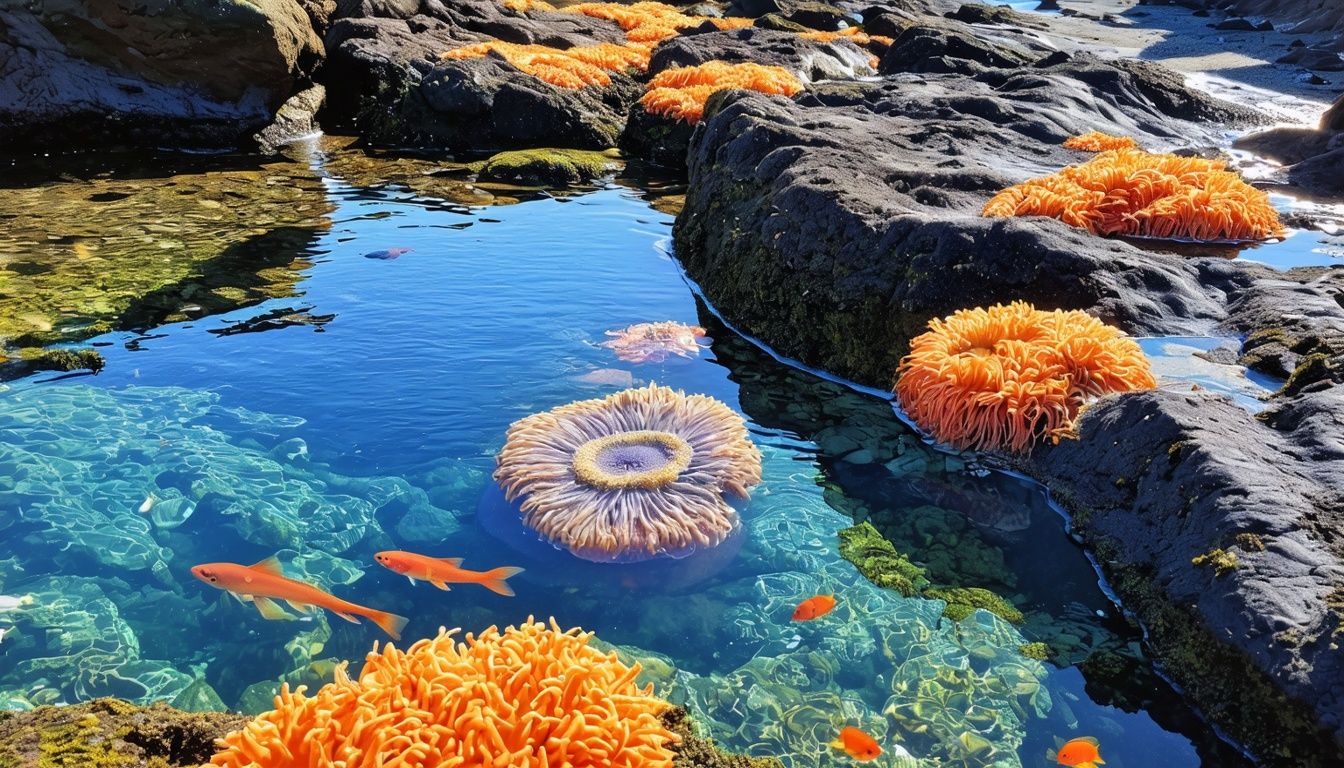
left=982, top=148, right=1285, bottom=242
left=211, top=618, right=679, bottom=768
left=798, top=27, right=894, bottom=46
left=1062, top=131, right=1139, bottom=152
left=445, top=1, right=755, bottom=88
left=443, top=41, right=650, bottom=88
left=895, top=302, right=1156, bottom=453
left=640, top=61, right=803, bottom=123
left=567, top=1, right=752, bottom=44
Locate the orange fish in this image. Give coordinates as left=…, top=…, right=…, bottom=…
left=374, top=550, right=524, bottom=596
left=792, top=594, right=836, bottom=621
left=829, top=726, right=882, bottom=762
left=191, top=557, right=408, bottom=640
left=1051, top=736, right=1105, bottom=767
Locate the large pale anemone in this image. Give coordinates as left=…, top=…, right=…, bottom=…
left=493, top=384, right=762, bottom=562
left=895, top=302, right=1156, bottom=453
left=210, top=618, right=678, bottom=768
left=640, top=61, right=803, bottom=124
left=982, top=148, right=1285, bottom=242
left=600, top=320, right=708, bottom=363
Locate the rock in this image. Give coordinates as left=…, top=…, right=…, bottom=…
left=1033, top=386, right=1344, bottom=756
left=1290, top=146, right=1344, bottom=196
left=647, top=27, right=878, bottom=80
left=674, top=63, right=1261, bottom=386
left=254, top=84, right=327, bottom=152
left=879, top=21, right=1033, bottom=74
left=476, top=148, right=621, bottom=184
left=1298, top=49, right=1344, bottom=71
left=321, top=0, right=640, bottom=150
left=171, top=678, right=229, bottom=713
left=620, top=103, right=699, bottom=168
left=1233, top=125, right=1337, bottom=165
left=1323, top=92, right=1344, bottom=131
left=1215, top=16, right=1257, bottom=30
left=0, top=0, right=323, bottom=152
left=0, top=698, right=247, bottom=767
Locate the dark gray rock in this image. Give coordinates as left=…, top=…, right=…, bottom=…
left=322, top=0, right=638, bottom=149
left=1215, top=16, right=1258, bottom=31
left=674, top=60, right=1262, bottom=385
left=1034, top=385, right=1344, bottom=757
left=648, top=27, right=878, bottom=79
left=1288, top=146, right=1344, bottom=196
left=1234, top=95, right=1344, bottom=197
left=254, top=84, right=326, bottom=151
left=878, top=21, right=1033, bottom=74
left=0, top=0, right=323, bottom=152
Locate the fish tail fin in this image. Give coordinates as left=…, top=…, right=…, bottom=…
left=481, top=566, right=524, bottom=597
left=333, top=611, right=362, bottom=625
left=369, top=610, right=410, bottom=641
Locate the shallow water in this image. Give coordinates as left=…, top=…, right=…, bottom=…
left=0, top=137, right=1254, bottom=766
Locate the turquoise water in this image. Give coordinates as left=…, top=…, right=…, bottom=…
left=0, top=140, right=1252, bottom=766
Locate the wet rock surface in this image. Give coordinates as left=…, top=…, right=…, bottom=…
left=0, top=698, right=247, bottom=767
left=669, top=3, right=1344, bottom=760
left=0, top=0, right=323, bottom=152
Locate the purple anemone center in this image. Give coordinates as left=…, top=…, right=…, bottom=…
left=596, top=442, right=673, bottom=474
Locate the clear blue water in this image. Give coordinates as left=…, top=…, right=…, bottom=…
left=0, top=140, right=1253, bottom=766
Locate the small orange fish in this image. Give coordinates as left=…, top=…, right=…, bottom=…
left=829, top=726, right=882, bottom=762
left=792, top=594, right=836, bottom=621
left=374, top=550, right=524, bottom=596
left=1051, top=736, right=1105, bottom=767
left=192, top=557, right=408, bottom=640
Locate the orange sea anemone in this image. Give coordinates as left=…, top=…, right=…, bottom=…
left=982, top=148, right=1285, bottom=241
left=565, top=2, right=752, bottom=44
left=895, top=302, right=1156, bottom=453
left=798, top=27, right=894, bottom=46
left=601, top=320, right=708, bottom=363
left=443, top=41, right=648, bottom=88
left=640, top=61, right=803, bottom=123
left=494, top=384, right=762, bottom=561
left=211, top=618, right=678, bottom=768
left=1062, top=131, right=1139, bottom=152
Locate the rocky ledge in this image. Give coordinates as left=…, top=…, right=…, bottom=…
left=0, top=698, right=777, bottom=768
left=671, top=8, right=1344, bottom=765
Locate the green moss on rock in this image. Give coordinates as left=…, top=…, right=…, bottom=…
left=1282, top=352, right=1335, bottom=396
left=1017, top=642, right=1051, bottom=661
left=27, top=348, right=105, bottom=373
left=661, top=706, right=785, bottom=768
left=476, top=148, right=621, bottom=185
left=926, top=586, right=1025, bottom=624
left=1191, top=548, right=1239, bottom=576
left=836, top=522, right=929, bottom=596
left=0, top=698, right=246, bottom=768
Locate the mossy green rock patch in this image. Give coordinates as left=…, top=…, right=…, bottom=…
left=837, top=521, right=929, bottom=597
left=0, top=698, right=246, bottom=768
left=476, top=148, right=621, bottom=186
left=926, top=586, right=1025, bottom=624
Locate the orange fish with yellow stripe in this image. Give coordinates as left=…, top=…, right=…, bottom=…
left=375, top=550, right=524, bottom=596
left=191, top=557, right=408, bottom=640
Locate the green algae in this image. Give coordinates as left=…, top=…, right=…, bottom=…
left=1283, top=351, right=1335, bottom=396
left=1017, top=643, right=1050, bottom=661
left=837, top=521, right=929, bottom=597
left=0, top=149, right=333, bottom=359
left=927, top=587, right=1025, bottom=625
left=660, top=707, right=785, bottom=768
left=0, top=698, right=245, bottom=768
left=25, top=348, right=105, bottom=374
left=1191, top=548, right=1240, bottom=576
left=476, top=148, right=622, bottom=185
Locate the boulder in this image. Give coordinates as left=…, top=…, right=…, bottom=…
left=673, top=61, right=1261, bottom=386
left=0, top=0, right=323, bottom=151
left=322, top=0, right=640, bottom=150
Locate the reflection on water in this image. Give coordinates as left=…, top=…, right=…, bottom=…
left=0, top=138, right=1251, bottom=766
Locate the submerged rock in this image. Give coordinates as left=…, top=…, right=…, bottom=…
left=0, top=0, right=323, bottom=152
left=477, top=148, right=622, bottom=185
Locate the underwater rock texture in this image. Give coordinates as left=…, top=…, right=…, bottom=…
left=0, top=149, right=331, bottom=364
left=0, top=0, right=323, bottom=151
left=0, top=384, right=459, bottom=710
left=0, top=698, right=247, bottom=768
